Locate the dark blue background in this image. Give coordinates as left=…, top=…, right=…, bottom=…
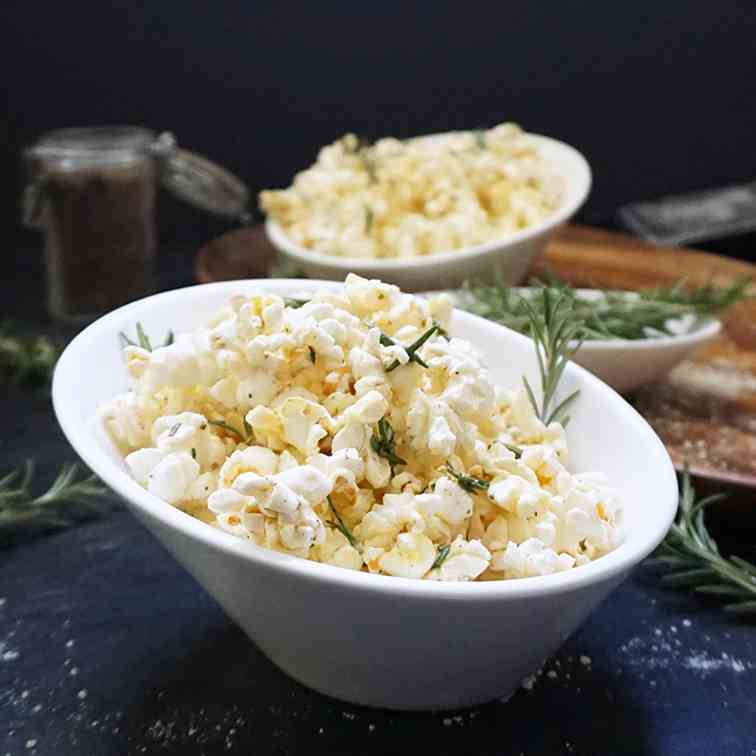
left=2, top=1, right=756, bottom=246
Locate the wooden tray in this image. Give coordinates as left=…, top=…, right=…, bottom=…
left=196, top=225, right=756, bottom=489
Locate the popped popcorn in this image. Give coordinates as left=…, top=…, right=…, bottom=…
left=102, top=275, right=621, bottom=581
left=260, top=124, right=564, bottom=260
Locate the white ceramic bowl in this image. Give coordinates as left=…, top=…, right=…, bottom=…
left=449, top=288, right=723, bottom=393
left=265, top=133, right=591, bottom=291
left=52, top=280, right=677, bottom=711
left=571, top=319, right=721, bottom=392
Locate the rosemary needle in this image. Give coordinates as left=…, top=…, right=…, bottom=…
left=445, top=464, right=490, bottom=494
left=208, top=420, right=249, bottom=443
left=431, top=543, right=451, bottom=570
left=327, top=496, right=361, bottom=551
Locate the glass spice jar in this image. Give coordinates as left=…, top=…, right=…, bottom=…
left=23, top=126, right=250, bottom=323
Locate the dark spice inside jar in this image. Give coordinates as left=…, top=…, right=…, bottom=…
left=42, top=158, right=156, bottom=320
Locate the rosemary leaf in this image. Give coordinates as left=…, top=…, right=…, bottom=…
left=327, top=496, right=361, bottom=551
left=136, top=322, right=152, bottom=351
left=385, top=323, right=440, bottom=372
left=284, top=297, right=309, bottom=309
left=504, top=443, right=523, bottom=459
left=431, top=543, right=451, bottom=570
left=724, top=600, right=756, bottom=615
left=445, top=464, right=490, bottom=494
left=370, top=418, right=406, bottom=474
left=208, top=420, right=247, bottom=442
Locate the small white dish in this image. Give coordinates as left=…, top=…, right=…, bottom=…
left=570, top=319, right=721, bottom=393
left=449, top=288, right=722, bottom=393
left=52, top=280, right=676, bottom=710
left=266, top=133, right=591, bottom=292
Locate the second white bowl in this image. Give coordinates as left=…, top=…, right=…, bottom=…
left=448, top=288, right=723, bottom=393
left=266, top=133, right=591, bottom=291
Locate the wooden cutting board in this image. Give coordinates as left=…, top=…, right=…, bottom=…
left=195, top=224, right=756, bottom=489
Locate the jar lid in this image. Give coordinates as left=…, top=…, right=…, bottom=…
left=151, top=133, right=251, bottom=222
left=27, top=126, right=155, bottom=164
left=23, top=127, right=252, bottom=226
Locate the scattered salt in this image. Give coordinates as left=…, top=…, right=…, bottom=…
left=579, top=655, right=592, bottom=667
left=547, top=670, right=558, bottom=679
left=684, top=652, right=748, bottom=676
left=520, top=674, right=537, bottom=691
left=25, top=741, right=37, bottom=750
left=443, top=718, right=452, bottom=726
left=368, top=724, right=375, bottom=732
left=66, top=639, right=75, bottom=648
left=70, top=667, right=79, bottom=677
left=682, top=619, right=692, bottom=628
left=77, top=689, right=88, bottom=700
left=342, top=712, right=355, bottom=721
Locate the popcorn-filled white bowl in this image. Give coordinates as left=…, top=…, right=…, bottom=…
left=266, top=134, right=592, bottom=292
left=52, top=279, right=676, bottom=711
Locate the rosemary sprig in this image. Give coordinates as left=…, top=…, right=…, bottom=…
left=460, top=275, right=750, bottom=342
left=327, top=495, right=361, bottom=551
left=208, top=419, right=251, bottom=443
left=648, top=472, right=756, bottom=615
left=365, top=205, right=374, bottom=233
left=0, top=461, right=112, bottom=547
left=370, top=418, right=406, bottom=475
left=119, top=323, right=174, bottom=351
left=0, top=323, right=58, bottom=388
left=383, top=323, right=440, bottom=372
left=521, top=289, right=582, bottom=427
left=445, top=464, right=490, bottom=494
left=431, top=543, right=451, bottom=570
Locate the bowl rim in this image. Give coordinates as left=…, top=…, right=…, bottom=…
left=52, top=279, right=678, bottom=601
left=265, top=132, right=592, bottom=271
left=448, top=287, right=723, bottom=353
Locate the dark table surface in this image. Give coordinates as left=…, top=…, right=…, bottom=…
left=2, top=233, right=756, bottom=756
